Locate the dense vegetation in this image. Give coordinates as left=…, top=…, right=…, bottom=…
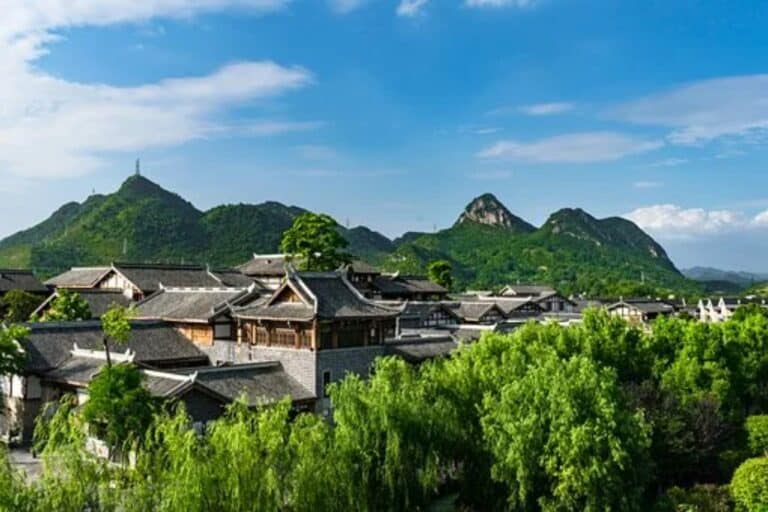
left=0, top=176, right=380, bottom=276
left=3, top=309, right=768, bottom=511
left=0, top=176, right=696, bottom=294
left=0, top=291, right=44, bottom=323
left=385, top=217, right=695, bottom=297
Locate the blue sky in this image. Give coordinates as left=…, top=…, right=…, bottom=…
left=2, top=0, right=768, bottom=271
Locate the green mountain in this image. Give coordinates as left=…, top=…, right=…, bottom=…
left=0, top=179, right=696, bottom=295
left=0, top=175, right=390, bottom=275
left=682, top=266, right=768, bottom=289
left=383, top=194, right=695, bottom=296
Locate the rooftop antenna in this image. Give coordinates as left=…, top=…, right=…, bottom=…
left=135, top=158, right=141, bottom=177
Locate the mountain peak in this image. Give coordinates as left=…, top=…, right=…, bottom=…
left=456, top=193, right=535, bottom=233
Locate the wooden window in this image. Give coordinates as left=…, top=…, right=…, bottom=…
left=297, top=329, right=311, bottom=348
left=254, top=327, right=269, bottom=345
left=274, top=328, right=296, bottom=347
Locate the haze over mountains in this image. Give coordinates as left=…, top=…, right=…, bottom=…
left=0, top=175, right=693, bottom=294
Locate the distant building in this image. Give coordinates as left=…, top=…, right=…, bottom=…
left=497, top=283, right=576, bottom=313
left=0, top=269, right=48, bottom=305
left=46, top=263, right=254, bottom=301
left=447, top=301, right=506, bottom=325
left=236, top=254, right=290, bottom=290
left=607, top=299, right=676, bottom=324
left=697, top=296, right=768, bottom=323
left=394, top=301, right=461, bottom=330
left=33, top=288, right=132, bottom=319
left=369, top=273, right=449, bottom=301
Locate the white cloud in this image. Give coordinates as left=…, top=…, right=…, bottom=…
left=518, top=102, right=573, bottom=116
left=397, top=0, right=429, bottom=16
left=753, top=210, right=768, bottom=226
left=615, top=74, right=768, bottom=145
left=465, top=0, right=536, bottom=7
left=625, top=204, right=746, bottom=239
left=1, top=0, right=290, bottom=38
left=0, top=1, right=312, bottom=178
left=478, top=131, right=663, bottom=163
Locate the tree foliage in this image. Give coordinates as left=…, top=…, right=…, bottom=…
left=8, top=308, right=768, bottom=511
left=427, top=260, right=453, bottom=290
left=281, top=212, right=351, bottom=272
left=41, top=289, right=91, bottom=322
left=0, top=290, right=43, bottom=323
left=101, top=305, right=132, bottom=346
left=0, top=324, right=28, bottom=377
left=81, top=363, right=155, bottom=450
left=746, top=415, right=768, bottom=456
left=730, top=457, right=768, bottom=512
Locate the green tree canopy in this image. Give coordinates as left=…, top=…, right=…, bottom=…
left=730, top=457, right=768, bottom=512
left=280, top=213, right=350, bottom=271
left=427, top=260, right=453, bottom=290
left=0, top=324, right=28, bottom=377
left=481, top=351, right=651, bottom=511
left=41, top=290, right=91, bottom=322
left=746, top=415, right=768, bottom=456
left=100, top=305, right=133, bottom=367
left=0, top=290, right=43, bottom=323
left=82, top=363, right=155, bottom=450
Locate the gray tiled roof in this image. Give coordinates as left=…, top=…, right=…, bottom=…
left=372, top=275, right=447, bottom=296
left=235, top=271, right=399, bottom=321
left=349, top=260, right=379, bottom=275
left=387, top=338, right=458, bottom=363
left=478, top=297, right=543, bottom=315
left=143, top=373, right=191, bottom=397
left=45, top=267, right=110, bottom=288
left=136, top=288, right=258, bottom=322
left=448, top=302, right=504, bottom=323
left=112, top=263, right=250, bottom=294
left=398, top=301, right=460, bottom=321
left=184, top=363, right=315, bottom=405
left=43, top=356, right=104, bottom=385
left=236, top=255, right=288, bottom=277
left=36, top=289, right=133, bottom=318
left=0, top=269, right=47, bottom=293
left=18, top=320, right=209, bottom=374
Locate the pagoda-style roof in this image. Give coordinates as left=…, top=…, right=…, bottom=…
left=234, top=269, right=400, bottom=322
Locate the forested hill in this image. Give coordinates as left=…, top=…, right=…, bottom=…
left=0, top=175, right=391, bottom=275
left=383, top=194, right=693, bottom=296
left=0, top=176, right=694, bottom=294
